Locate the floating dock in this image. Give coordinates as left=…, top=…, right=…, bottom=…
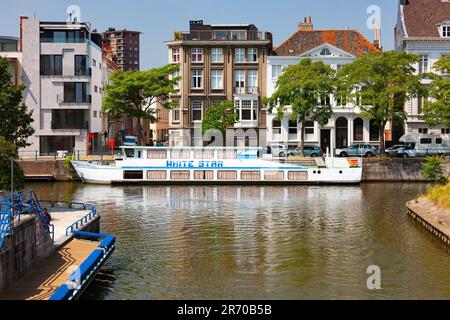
left=0, top=191, right=115, bottom=300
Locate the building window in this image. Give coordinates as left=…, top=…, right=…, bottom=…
left=369, top=120, right=380, bottom=141
left=74, top=55, right=88, bottom=76
left=442, top=25, right=450, bottom=38
left=236, top=100, right=258, bottom=122
left=417, top=96, right=426, bottom=114
left=418, top=128, right=429, bottom=134
left=320, top=48, right=331, bottom=56
left=288, top=120, right=298, bottom=135
left=191, top=70, right=203, bottom=89
left=94, top=86, right=98, bottom=93
left=418, top=55, right=428, bottom=74
left=51, top=109, right=85, bottom=129
left=441, top=128, right=450, bottom=134
left=172, top=48, right=180, bottom=63
left=305, top=121, right=315, bottom=135
left=354, top=118, right=364, bottom=141
left=63, top=82, right=89, bottom=103
left=234, top=70, right=245, bottom=94
left=93, top=111, right=97, bottom=118
left=247, top=48, right=258, bottom=62
left=272, top=65, right=282, bottom=79
left=191, top=48, right=203, bottom=63
left=192, top=100, right=203, bottom=122
left=92, top=59, right=97, bottom=67
left=211, top=48, right=223, bottom=63
left=40, top=55, right=62, bottom=76
left=172, top=108, right=180, bottom=122
left=272, top=119, right=282, bottom=135
left=211, top=69, right=223, bottom=90
left=247, top=70, right=258, bottom=94
left=173, top=70, right=180, bottom=90
left=235, top=48, right=245, bottom=63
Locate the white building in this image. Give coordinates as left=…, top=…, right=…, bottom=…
left=266, top=18, right=382, bottom=153
left=395, top=0, right=450, bottom=137
left=19, top=17, right=108, bottom=156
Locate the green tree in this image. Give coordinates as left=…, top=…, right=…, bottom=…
left=422, top=155, right=448, bottom=185
left=0, top=137, right=25, bottom=191
left=202, top=100, right=238, bottom=146
left=337, top=51, right=425, bottom=155
left=102, top=64, right=180, bottom=145
left=0, top=56, right=34, bottom=149
left=264, top=59, right=335, bottom=156
left=423, top=55, right=450, bottom=128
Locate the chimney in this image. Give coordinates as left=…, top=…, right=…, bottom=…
left=298, top=16, right=313, bottom=31
left=19, top=16, right=28, bottom=52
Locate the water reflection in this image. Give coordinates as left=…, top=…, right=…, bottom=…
left=27, top=182, right=450, bottom=300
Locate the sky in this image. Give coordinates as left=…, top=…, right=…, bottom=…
left=3, top=0, right=399, bottom=69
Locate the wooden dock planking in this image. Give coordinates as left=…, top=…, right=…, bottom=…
left=0, top=239, right=100, bottom=300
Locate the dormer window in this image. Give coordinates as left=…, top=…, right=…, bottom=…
left=320, top=48, right=331, bottom=56
left=442, top=25, right=450, bottom=38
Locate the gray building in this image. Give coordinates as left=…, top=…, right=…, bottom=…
left=19, top=17, right=108, bottom=156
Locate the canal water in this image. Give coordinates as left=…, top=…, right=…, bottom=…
left=27, top=182, right=449, bottom=300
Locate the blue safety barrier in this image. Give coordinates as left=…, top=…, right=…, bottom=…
left=49, top=231, right=116, bottom=301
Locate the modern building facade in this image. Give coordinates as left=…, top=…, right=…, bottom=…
left=165, top=20, right=273, bottom=147
left=266, top=18, right=380, bottom=152
left=19, top=17, right=110, bottom=155
left=102, top=28, right=141, bottom=71
left=396, top=0, right=450, bottom=137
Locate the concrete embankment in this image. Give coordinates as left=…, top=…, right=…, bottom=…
left=0, top=212, right=100, bottom=295
left=407, top=198, right=450, bottom=246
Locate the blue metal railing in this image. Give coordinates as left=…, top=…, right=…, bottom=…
left=0, top=190, right=55, bottom=250
left=65, top=206, right=97, bottom=237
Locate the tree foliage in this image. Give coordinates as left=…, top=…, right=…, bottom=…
left=337, top=51, right=425, bottom=154
left=0, top=56, right=34, bottom=149
left=422, top=155, right=448, bottom=185
left=202, top=100, right=238, bottom=146
left=0, top=137, right=25, bottom=191
left=423, top=55, right=450, bottom=127
left=264, top=59, right=335, bottom=156
left=102, top=64, right=180, bottom=145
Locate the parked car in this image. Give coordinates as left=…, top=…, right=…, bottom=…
left=397, top=133, right=450, bottom=157
left=386, top=145, right=405, bottom=157
left=336, top=144, right=378, bottom=158
left=123, top=136, right=138, bottom=146
left=288, top=146, right=323, bottom=157
left=259, top=144, right=289, bottom=157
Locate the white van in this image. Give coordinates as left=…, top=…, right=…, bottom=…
left=398, top=133, right=450, bottom=157
left=123, top=136, right=138, bottom=146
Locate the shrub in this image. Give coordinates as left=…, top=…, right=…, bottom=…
left=422, top=155, right=448, bottom=185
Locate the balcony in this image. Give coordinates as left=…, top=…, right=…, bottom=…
left=51, top=121, right=89, bottom=130
left=234, top=86, right=259, bottom=95
left=174, top=30, right=270, bottom=42
left=58, top=94, right=92, bottom=105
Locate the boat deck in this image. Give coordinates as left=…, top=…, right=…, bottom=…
left=0, top=239, right=100, bottom=300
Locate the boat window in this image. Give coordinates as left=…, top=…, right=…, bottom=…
left=264, top=171, right=284, bottom=181
left=148, top=150, right=167, bottom=159
left=241, top=171, right=261, bottom=181
left=125, top=149, right=135, bottom=158
left=124, top=171, right=143, bottom=180
left=218, top=171, right=237, bottom=180
left=217, top=150, right=237, bottom=159
left=170, top=171, right=190, bottom=180
left=147, top=171, right=167, bottom=180
left=194, top=150, right=215, bottom=159
left=171, top=149, right=191, bottom=159
left=288, top=171, right=308, bottom=181
left=194, top=170, right=214, bottom=180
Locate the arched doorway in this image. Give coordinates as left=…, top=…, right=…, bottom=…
left=336, top=117, right=348, bottom=149
left=369, top=120, right=380, bottom=142
left=353, top=118, right=364, bottom=142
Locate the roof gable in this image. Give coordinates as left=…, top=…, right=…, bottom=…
left=299, top=43, right=355, bottom=58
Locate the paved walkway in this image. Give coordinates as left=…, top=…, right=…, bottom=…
left=0, top=239, right=100, bottom=300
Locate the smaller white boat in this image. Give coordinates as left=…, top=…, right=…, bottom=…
left=71, top=147, right=363, bottom=185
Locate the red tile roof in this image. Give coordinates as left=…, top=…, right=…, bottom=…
left=273, top=29, right=380, bottom=57
left=402, top=0, right=450, bottom=37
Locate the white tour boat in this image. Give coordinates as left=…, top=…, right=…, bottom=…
left=71, top=147, right=363, bottom=185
